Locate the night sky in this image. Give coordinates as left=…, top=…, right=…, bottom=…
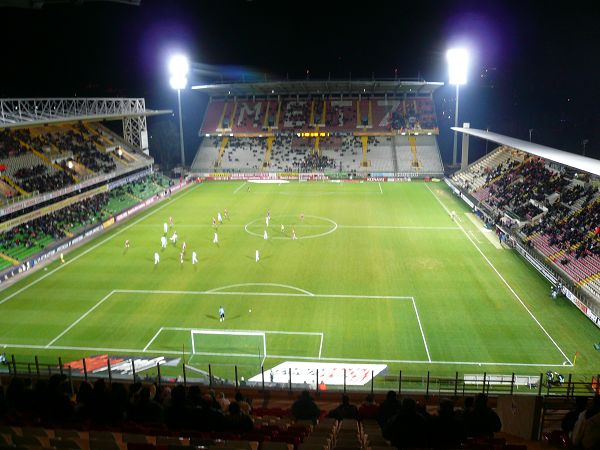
left=2, top=0, right=600, bottom=165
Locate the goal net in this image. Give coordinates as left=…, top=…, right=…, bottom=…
left=190, top=329, right=266, bottom=362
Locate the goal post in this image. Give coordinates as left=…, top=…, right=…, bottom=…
left=190, top=329, right=267, bottom=361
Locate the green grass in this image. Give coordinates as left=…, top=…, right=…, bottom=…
left=0, top=180, right=599, bottom=388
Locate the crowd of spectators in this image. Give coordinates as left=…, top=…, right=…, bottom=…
left=291, top=390, right=502, bottom=448
left=0, top=375, right=257, bottom=433
left=487, top=159, right=569, bottom=210
left=43, top=127, right=117, bottom=174
left=0, top=194, right=109, bottom=254
left=19, top=171, right=74, bottom=194
left=299, top=153, right=336, bottom=171
left=14, top=164, right=47, bottom=180
left=0, top=130, right=26, bottom=159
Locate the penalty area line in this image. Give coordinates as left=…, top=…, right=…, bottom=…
left=45, top=290, right=116, bottom=348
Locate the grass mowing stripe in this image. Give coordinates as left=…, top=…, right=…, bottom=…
left=0, top=183, right=199, bottom=304
left=424, top=183, right=573, bottom=366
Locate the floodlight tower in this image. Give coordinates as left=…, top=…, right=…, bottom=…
left=169, top=55, right=189, bottom=167
left=447, top=48, right=469, bottom=166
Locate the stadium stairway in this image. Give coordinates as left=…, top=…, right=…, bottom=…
left=217, top=137, right=230, bottom=166
left=408, top=135, right=421, bottom=171
left=2, top=174, right=28, bottom=195
left=360, top=136, right=368, bottom=167
left=320, top=100, right=327, bottom=126
left=265, top=136, right=275, bottom=166
left=0, top=251, right=19, bottom=266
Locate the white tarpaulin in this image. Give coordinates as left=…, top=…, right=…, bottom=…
left=250, top=361, right=387, bottom=386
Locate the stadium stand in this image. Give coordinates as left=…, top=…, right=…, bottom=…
left=3, top=372, right=586, bottom=450
left=201, top=98, right=439, bottom=135
left=0, top=174, right=171, bottom=271
left=452, top=146, right=600, bottom=298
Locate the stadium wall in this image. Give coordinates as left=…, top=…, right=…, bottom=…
left=445, top=178, right=600, bottom=330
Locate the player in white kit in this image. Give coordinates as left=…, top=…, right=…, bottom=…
left=192, top=251, right=198, bottom=264
left=264, top=229, right=268, bottom=240
left=163, top=222, right=168, bottom=234
left=154, top=252, right=160, bottom=264
left=255, top=249, right=260, bottom=262
left=170, top=231, right=178, bottom=244
left=213, top=232, right=219, bottom=244
left=161, top=236, right=167, bottom=249
left=217, top=212, right=223, bottom=223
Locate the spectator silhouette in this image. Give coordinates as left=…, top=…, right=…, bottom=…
left=358, top=394, right=379, bottom=421
left=383, top=397, right=428, bottom=448
left=572, top=395, right=600, bottom=450
left=291, top=390, right=321, bottom=422
left=430, top=398, right=465, bottom=448
left=223, top=401, right=253, bottom=433
left=328, top=394, right=358, bottom=420
left=464, top=394, right=502, bottom=438
left=563, top=397, right=589, bottom=437
left=377, top=390, right=401, bottom=428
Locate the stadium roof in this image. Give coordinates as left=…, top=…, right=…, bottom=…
left=192, top=80, right=444, bottom=97
left=0, top=98, right=170, bottom=129
left=452, top=127, right=600, bottom=177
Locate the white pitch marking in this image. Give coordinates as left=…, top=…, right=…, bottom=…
left=233, top=182, right=247, bottom=194
left=0, top=183, right=200, bottom=303
left=318, top=333, right=324, bottom=359
left=114, top=288, right=413, bottom=300
left=161, top=326, right=323, bottom=336
left=143, top=326, right=165, bottom=352
left=412, top=298, right=431, bottom=362
left=0, top=342, right=571, bottom=367
left=469, top=230, right=483, bottom=244
left=45, top=290, right=116, bottom=347
left=205, top=283, right=315, bottom=296
left=338, top=225, right=460, bottom=230
left=425, top=184, right=573, bottom=365
left=244, top=215, right=338, bottom=240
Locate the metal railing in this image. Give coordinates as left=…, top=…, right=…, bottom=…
left=2, top=355, right=598, bottom=398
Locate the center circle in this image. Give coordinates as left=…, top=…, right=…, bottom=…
left=244, top=215, right=338, bottom=240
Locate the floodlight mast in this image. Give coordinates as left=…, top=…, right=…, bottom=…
left=169, top=55, right=189, bottom=168
left=447, top=48, right=469, bottom=166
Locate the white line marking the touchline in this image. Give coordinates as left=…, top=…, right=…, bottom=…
left=424, top=184, right=573, bottom=365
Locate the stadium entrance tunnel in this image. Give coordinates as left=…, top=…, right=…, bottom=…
left=244, top=215, right=338, bottom=240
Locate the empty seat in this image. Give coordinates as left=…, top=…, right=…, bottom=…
left=54, top=430, right=81, bottom=440
left=50, top=438, right=83, bottom=450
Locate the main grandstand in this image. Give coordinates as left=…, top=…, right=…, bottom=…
left=190, top=80, right=444, bottom=178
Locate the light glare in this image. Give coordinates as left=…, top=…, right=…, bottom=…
left=169, top=55, right=189, bottom=77
left=170, top=75, right=187, bottom=90
left=447, top=48, right=469, bottom=85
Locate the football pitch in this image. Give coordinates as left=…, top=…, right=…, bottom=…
left=1, top=180, right=599, bottom=385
